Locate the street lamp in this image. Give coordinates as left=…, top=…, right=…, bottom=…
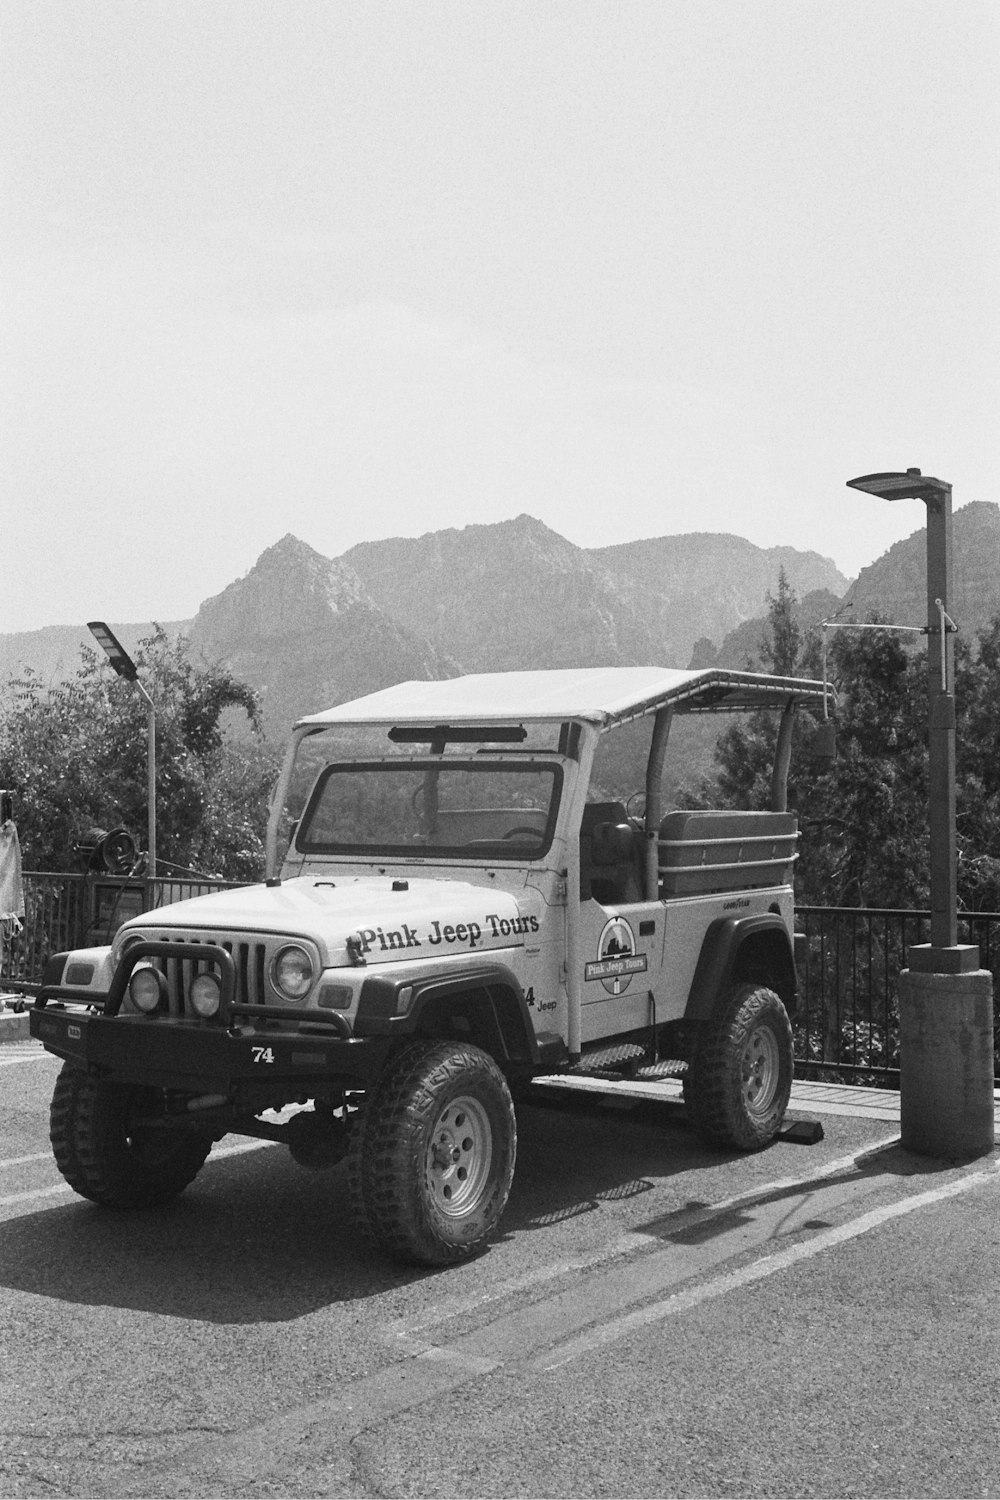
left=88, top=622, right=156, bottom=881
left=846, top=469, right=963, bottom=956
left=845, top=471, right=992, bottom=1157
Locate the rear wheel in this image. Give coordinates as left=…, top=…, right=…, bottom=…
left=348, top=1040, right=517, bottom=1266
left=685, top=983, right=792, bottom=1151
left=50, top=1064, right=213, bottom=1207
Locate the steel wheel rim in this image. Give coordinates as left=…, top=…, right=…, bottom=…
left=425, top=1094, right=493, bottom=1219
left=741, top=1024, right=780, bottom=1117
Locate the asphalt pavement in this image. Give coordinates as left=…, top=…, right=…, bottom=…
left=2, top=1014, right=1000, bottom=1498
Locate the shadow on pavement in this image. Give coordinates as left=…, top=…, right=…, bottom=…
left=633, top=1134, right=965, bottom=1247
left=0, top=1091, right=898, bottom=1325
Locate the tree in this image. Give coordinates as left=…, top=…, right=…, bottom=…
left=955, top=616, right=1000, bottom=909
left=0, top=632, right=280, bottom=881
left=760, top=568, right=801, bottom=676
left=711, top=570, right=809, bottom=815
left=797, top=627, right=928, bottom=909
left=703, top=584, right=1000, bottom=913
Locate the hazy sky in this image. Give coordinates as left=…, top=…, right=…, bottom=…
left=3, top=0, right=997, bottom=633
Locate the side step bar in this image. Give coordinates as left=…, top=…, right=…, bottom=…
left=565, top=1040, right=689, bottom=1079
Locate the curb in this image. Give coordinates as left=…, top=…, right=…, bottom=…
left=0, top=1007, right=31, bottom=1044
left=534, top=1072, right=902, bottom=1124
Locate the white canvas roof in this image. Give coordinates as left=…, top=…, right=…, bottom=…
left=295, top=667, right=828, bottom=730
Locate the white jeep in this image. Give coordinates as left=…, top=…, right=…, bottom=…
left=32, top=666, right=825, bottom=1265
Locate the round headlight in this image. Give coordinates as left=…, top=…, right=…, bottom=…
left=129, top=965, right=165, bottom=1014
left=190, top=971, right=222, bottom=1018
left=273, top=945, right=314, bottom=1000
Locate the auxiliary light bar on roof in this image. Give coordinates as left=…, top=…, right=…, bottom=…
left=387, top=724, right=528, bottom=746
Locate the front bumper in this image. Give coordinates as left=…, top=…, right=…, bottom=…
left=30, top=1003, right=390, bottom=1093
left=31, top=937, right=394, bottom=1093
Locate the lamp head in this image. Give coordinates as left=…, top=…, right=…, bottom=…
left=87, top=621, right=138, bottom=680
left=846, top=469, right=951, bottom=502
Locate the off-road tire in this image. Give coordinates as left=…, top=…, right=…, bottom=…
left=50, top=1064, right=213, bottom=1208
left=347, top=1040, right=517, bottom=1266
left=684, top=983, right=793, bottom=1151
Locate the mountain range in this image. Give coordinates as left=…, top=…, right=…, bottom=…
left=2, top=504, right=998, bottom=739
left=703, top=499, right=1000, bottom=670
left=187, top=517, right=848, bottom=730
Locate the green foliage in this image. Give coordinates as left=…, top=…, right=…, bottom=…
left=761, top=569, right=801, bottom=676
left=710, top=570, right=808, bottom=815
left=0, top=632, right=280, bottom=881
left=704, top=581, right=1000, bottom=912
left=955, top=615, right=1000, bottom=909
left=798, top=629, right=929, bottom=908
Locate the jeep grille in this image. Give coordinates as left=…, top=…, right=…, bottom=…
left=126, top=930, right=277, bottom=1018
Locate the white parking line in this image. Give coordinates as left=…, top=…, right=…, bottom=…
left=0, top=1152, right=54, bottom=1170
left=535, top=1154, right=1000, bottom=1369
left=0, top=1182, right=72, bottom=1209
left=0, top=1136, right=280, bottom=1214
left=0, top=1048, right=54, bottom=1068
left=383, top=1136, right=900, bottom=1345
left=148, top=1146, right=999, bottom=1493
left=210, top=1138, right=279, bottom=1160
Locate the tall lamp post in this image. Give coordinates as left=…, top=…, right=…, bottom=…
left=845, top=471, right=993, bottom=1157
left=87, top=622, right=156, bottom=882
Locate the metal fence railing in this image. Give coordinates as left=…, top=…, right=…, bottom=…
left=1, top=871, right=239, bottom=989
left=4, top=878, right=999, bottom=1087
left=794, top=906, right=1000, bottom=1085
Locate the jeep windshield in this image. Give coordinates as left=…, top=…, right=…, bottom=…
left=294, top=759, right=563, bottom=860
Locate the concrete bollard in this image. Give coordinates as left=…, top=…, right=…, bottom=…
left=899, top=965, right=995, bottom=1158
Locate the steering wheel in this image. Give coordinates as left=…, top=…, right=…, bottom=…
left=625, top=791, right=647, bottom=828
left=503, top=826, right=541, bottom=841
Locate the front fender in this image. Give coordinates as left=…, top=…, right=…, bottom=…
left=38, top=946, right=116, bottom=1001
left=354, top=962, right=539, bottom=1065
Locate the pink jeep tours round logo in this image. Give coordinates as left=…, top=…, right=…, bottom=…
left=585, top=916, right=648, bottom=996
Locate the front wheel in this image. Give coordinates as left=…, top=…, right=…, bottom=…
left=50, top=1064, right=213, bottom=1207
left=348, top=1041, right=517, bottom=1266
left=684, top=983, right=793, bottom=1151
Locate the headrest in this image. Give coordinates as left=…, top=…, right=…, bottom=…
left=581, top=801, right=628, bottom=830
left=590, top=821, right=636, bottom=866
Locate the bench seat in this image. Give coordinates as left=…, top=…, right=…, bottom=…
left=658, top=810, right=798, bottom=897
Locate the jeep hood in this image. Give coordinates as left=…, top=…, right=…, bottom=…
left=122, top=877, right=537, bottom=967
